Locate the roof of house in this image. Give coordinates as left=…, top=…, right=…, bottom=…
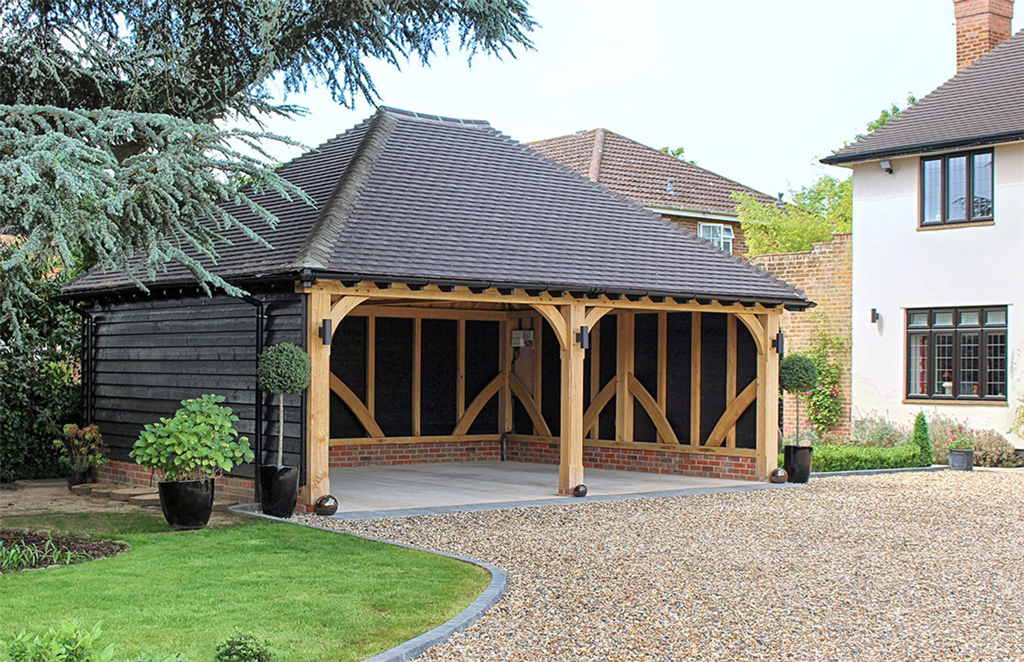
left=822, top=29, right=1024, bottom=165
left=64, top=107, right=809, bottom=308
left=528, top=129, right=779, bottom=217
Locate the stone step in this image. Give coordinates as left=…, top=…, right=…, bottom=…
left=108, top=486, right=159, bottom=502
left=128, top=493, right=162, bottom=507
left=89, top=485, right=120, bottom=498
left=70, top=482, right=115, bottom=496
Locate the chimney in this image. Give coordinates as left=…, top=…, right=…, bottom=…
left=954, top=0, right=1014, bottom=71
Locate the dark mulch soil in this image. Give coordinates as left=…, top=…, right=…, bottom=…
left=0, top=530, right=126, bottom=572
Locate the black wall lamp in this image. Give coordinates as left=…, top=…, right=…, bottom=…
left=576, top=325, right=590, bottom=350
left=772, top=331, right=785, bottom=358
left=871, top=308, right=880, bottom=324
left=319, top=318, right=332, bottom=345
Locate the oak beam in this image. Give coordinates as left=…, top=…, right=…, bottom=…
left=657, top=312, right=668, bottom=444
left=627, top=373, right=680, bottom=446
left=726, top=314, right=737, bottom=448
left=615, top=312, right=635, bottom=443
left=367, top=315, right=376, bottom=418
left=329, top=373, right=385, bottom=438
left=508, top=372, right=552, bottom=437
left=412, top=318, right=422, bottom=437
left=453, top=373, right=506, bottom=436
left=532, top=303, right=569, bottom=350
left=583, top=379, right=615, bottom=437
left=690, top=311, right=702, bottom=446
left=589, top=321, right=601, bottom=439
left=457, top=319, right=466, bottom=419
left=499, top=320, right=513, bottom=433
left=705, top=380, right=758, bottom=448
left=329, top=295, right=369, bottom=330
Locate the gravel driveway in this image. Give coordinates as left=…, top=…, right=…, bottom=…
left=303, top=470, right=1024, bottom=662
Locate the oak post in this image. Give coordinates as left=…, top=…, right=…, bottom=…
left=756, top=312, right=781, bottom=479
left=304, top=289, right=332, bottom=505
left=559, top=302, right=586, bottom=494
left=499, top=319, right=513, bottom=433
left=690, top=311, right=702, bottom=446
left=726, top=313, right=737, bottom=448
left=615, top=312, right=634, bottom=443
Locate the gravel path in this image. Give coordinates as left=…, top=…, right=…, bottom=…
left=302, top=470, right=1024, bottom=662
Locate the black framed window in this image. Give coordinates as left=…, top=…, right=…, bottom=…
left=906, top=306, right=1007, bottom=401
left=920, top=150, right=994, bottom=226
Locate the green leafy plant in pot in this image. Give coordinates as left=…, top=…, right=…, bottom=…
left=130, top=394, right=253, bottom=529
left=947, top=428, right=974, bottom=471
left=256, top=343, right=310, bottom=518
left=53, top=424, right=109, bottom=490
left=779, top=354, right=818, bottom=483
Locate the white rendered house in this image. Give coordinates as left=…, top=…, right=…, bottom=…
left=822, top=3, right=1023, bottom=447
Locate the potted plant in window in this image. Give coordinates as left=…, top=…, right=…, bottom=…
left=948, top=430, right=974, bottom=471
left=256, top=343, right=311, bottom=518
left=780, top=354, right=818, bottom=483
left=53, top=423, right=108, bottom=490
left=130, top=394, right=253, bottom=529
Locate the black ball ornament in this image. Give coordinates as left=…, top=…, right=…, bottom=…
left=573, top=484, right=588, bottom=498
left=770, top=467, right=788, bottom=484
left=314, top=494, right=339, bottom=516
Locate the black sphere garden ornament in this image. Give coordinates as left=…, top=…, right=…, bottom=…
left=573, top=484, right=588, bottom=498
left=770, top=467, right=788, bottom=483
left=314, top=495, right=339, bottom=516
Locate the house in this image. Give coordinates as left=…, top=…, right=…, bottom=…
left=62, top=107, right=809, bottom=506
left=529, top=129, right=779, bottom=258
left=821, top=0, right=1023, bottom=447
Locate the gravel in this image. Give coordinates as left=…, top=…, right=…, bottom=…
left=301, top=470, right=1024, bottom=662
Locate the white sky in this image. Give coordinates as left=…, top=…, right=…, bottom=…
left=254, top=0, right=1024, bottom=199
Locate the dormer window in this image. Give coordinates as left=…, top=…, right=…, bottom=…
left=698, top=222, right=734, bottom=253
left=920, top=149, right=993, bottom=226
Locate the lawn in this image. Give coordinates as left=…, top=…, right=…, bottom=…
left=0, top=511, right=489, bottom=661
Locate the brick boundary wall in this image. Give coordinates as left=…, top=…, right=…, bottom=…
left=505, top=440, right=757, bottom=481
left=750, top=232, right=853, bottom=440
left=98, top=458, right=256, bottom=504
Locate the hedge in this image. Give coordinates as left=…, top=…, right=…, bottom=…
left=778, top=444, right=921, bottom=473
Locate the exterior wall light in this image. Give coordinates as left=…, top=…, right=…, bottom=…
left=871, top=308, right=880, bottom=324
left=880, top=160, right=893, bottom=174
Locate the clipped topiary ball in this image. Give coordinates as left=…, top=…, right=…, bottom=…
left=257, top=343, right=311, bottom=394
left=779, top=354, right=818, bottom=395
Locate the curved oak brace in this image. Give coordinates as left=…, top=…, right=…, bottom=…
left=704, top=380, right=758, bottom=448
left=530, top=304, right=569, bottom=351
left=736, top=313, right=766, bottom=355
left=582, top=379, right=615, bottom=437
left=584, top=306, right=612, bottom=330
left=626, top=373, right=680, bottom=445
left=330, top=295, right=369, bottom=330
left=508, top=372, right=552, bottom=437
left=329, top=372, right=385, bottom=438
left=453, top=372, right=507, bottom=436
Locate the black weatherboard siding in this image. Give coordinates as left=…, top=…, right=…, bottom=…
left=86, top=289, right=305, bottom=479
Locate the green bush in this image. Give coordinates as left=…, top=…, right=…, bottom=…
left=214, top=633, right=276, bottom=662
left=910, top=412, right=933, bottom=467
left=805, top=328, right=846, bottom=434
left=779, top=444, right=921, bottom=473
left=130, top=394, right=253, bottom=481
left=54, top=423, right=109, bottom=474
left=0, top=620, right=114, bottom=662
left=972, top=430, right=1023, bottom=468
left=256, top=343, right=310, bottom=395
left=779, top=354, right=818, bottom=394
left=851, top=416, right=910, bottom=448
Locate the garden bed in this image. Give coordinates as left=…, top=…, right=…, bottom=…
left=0, top=530, right=126, bottom=572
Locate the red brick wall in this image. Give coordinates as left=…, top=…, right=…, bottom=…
left=328, top=440, right=502, bottom=467
left=98, top=459, right=255, bottom=504
left=664, top=215, right=747, bottom=257
left=955, top=0, right=1013, bottom=71
left=506, top=440, right=757, bottom=481
left=750, top=232, right=852, bottom=440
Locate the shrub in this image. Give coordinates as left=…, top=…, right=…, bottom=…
left=0, top=620, right=113, bottom=662
left=779, top=354, right=818, bottom=394
left=256, top=343, right=310, bottom=468
left=130, top=394, right=253, bottom=481
left=805, top=327, right=846, bottom=435
left=972, top=430, right=1023, bottom=468
left=927, top=413, right=964, bottom=464
left=851, top=415, right=909, bottom=448
left=910, top=412, right=933, bottom=467
left=53, top=423, right=109, bottom=474
left=808, top=444, right=920, bottom=472
left=214, top=633, right=276, bottom=662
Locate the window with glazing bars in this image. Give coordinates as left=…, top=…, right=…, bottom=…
left=906, top=306, right=1007, bottom=401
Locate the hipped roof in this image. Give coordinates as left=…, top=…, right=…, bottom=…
left=65, top=107, right=809, bottom=308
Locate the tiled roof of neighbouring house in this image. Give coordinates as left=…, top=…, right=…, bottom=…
left=822, top=29, right=1024, bottom=165
left=64, top=107, right=810, bottom=308
left=529, top=129, right=779, bottom=217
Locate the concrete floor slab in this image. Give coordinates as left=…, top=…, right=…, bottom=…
left=326, top=461, right=771, bottom=519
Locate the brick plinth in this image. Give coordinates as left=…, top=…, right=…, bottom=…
left=506, top=440, right=757, bottom=481
left=97, top=459, right=255, bottom=504
left=328, top=440, right=502, bottom=468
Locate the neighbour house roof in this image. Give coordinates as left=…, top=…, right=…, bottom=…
left=822, top=29, right=1024, bottom=165
left=529, top=129, right=779, bottom=217
left=64, top=107, right=809, bottom=308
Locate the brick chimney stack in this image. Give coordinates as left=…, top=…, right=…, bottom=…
left=954, top=0, right=1014, bottom=71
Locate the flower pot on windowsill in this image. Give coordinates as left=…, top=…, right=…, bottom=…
left=260, top=465, right=299, bottom=518
left=784, top=445, right=814, bottom=483
left=948, top=448, right=974, bottom=471
left=158, top=478, right=215, bottom=530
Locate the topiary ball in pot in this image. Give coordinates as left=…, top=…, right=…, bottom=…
left=780, top=354, right=818, bottom=481
left=256, top=343, right=311, bottom=518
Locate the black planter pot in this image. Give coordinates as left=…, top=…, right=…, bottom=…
left=948, top=448, right=974, bottom=471
left=784, top=446, right=814, bottom=483
left=158, top=478, right=215, bottom=530
left=66, top=467, right=95, bottom=490
left=260, top=465, right=299, bottom=519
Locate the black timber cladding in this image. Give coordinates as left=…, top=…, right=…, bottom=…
left=64, top=107, right=810, bottom=310
left=86, top=289, right=305, bottom=478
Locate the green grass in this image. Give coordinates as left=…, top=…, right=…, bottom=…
left=0, top=512, right=488, bottom=662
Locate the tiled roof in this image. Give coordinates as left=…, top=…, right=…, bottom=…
left=529, top=129, right=778, bottom=217
left=65, top=108, right=809, bottom=307
left=822, top=29, right=1024, bottom=165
